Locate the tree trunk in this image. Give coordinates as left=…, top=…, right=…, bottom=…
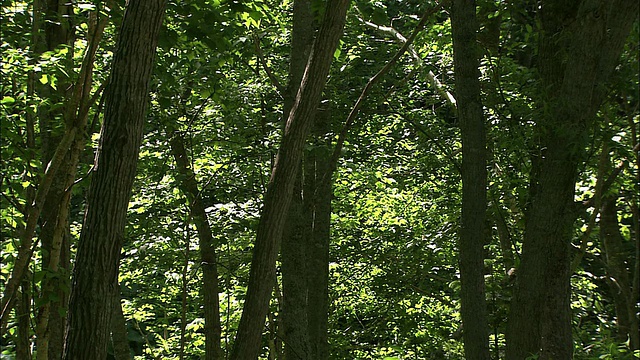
left=111, top=289, right=132, bottom=360
left=281, top=0, right=315, bottom=358
left=494, top=209, right=515, bottom=275
left=63, top=1, right=165, bottom=358
left=600, top=195, right=638, bottom=348
left=230, top=1, right=349, bottom=358
left=0, top=0, right=74, bottom=331
left=505, top=1, right=639, bottom=358
left=169, top=132, right=223, bottom=360
left=16, top=277, right=32, bottom=359
left=451, top=0, right=490, bottom=358
left=305, top=109, right=332, bottom=360
left=282, top=184, right=311, bottom=360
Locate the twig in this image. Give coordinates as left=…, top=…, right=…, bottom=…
left=253, top=33, right=286, bottom=95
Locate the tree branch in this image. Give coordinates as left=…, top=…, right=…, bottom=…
left=253, top=33, right=286, bottom=95
left=358, top=15, right=456, bottom=108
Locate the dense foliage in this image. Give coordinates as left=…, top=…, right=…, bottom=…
left=1, top=0, right=638, bottom=358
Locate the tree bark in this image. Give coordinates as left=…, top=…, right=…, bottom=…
left=281, top=0, right=315, bottom=358
left=111, top=289, right=132, bottom=360
left=505, top=0, right=639, bottom=358
left=282, top=185, right=311, bottom=360
left=169, top=132, right=223, bottom=360
left=451, top=0, right=490, bottom=358
left=16, top=277, right=32, bottom=359
left=230, top=1, right=349, bottom=358
left=63, top=1, right=165, bottom=358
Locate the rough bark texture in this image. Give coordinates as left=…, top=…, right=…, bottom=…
left=230, top=1, right=349, bottom=358
left=451, top=0, right=490, bottom=358
left=169, top=133, right=223, bottom=360
left=505, top=0, right=639, bottom=358
left=281, top=0, right=315, bottom=358
left=63, top=1, right=165, bottom=358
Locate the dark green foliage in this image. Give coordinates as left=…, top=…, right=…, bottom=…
left=1, top=0, right=637, bottom=358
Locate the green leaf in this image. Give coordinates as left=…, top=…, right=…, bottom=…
left=1, top=96, right=15, bottom=105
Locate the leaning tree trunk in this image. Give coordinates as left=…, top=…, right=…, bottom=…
left=505, top=0, right=638, bottom=358
left=63, top=1, right=165, bottom=358
left=230, top=1, right=349, bottom=359
left=450, top=0, right=490, bottom=358
left=169, top=132, right=223, bottom=360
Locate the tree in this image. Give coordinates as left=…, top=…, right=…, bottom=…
left=169, top=131, right=223, bottom=359
left=230, top=0, right=350, bottom=358
left=1, top=0, right=637, bottom=357
left=506, top=0, right=639, bottom=358
left=64, top=1, right=166, bottom=358
left=280, top=0, right=316, bottom=357
left=450, top=0, right=490, bottom=358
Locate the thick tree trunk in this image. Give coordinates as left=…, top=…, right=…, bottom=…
left=230, top=1, right=349, bottom=358
left=451, top=0, right=490, bottom=358
left=281, top=0, right=315, bottom=358
left=169, top=133, right=223, bottom=360
left=508, top=136, right=577, bottom=359
left=63, top=1, right=165, bottom=358
left=505, top=1, right=638, bottom=358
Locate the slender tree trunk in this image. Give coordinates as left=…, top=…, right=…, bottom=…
left=629, top=115, right=640, bottom=351
left=169, top=132, right=223, bottom=359
left=282, top=184, right=311, bottom=360
left=0, top=0, right=74, bottom=331
left=494, top=209, right=515, bottom=275
left=305, top=109, right=332, bottom=360
left=16, top=277, right=32, bottom=359
left=179, top=227, right=191, bottom=360
left=230, top=1, right=349, bottom=358
left=64, top=1, right=165, bottom=358
left=600, top=195, right=638, bottom=348
left=505, top=1, right=638, bottom=358
left=451, top=0, right=490, bottom=358
left=35, top=4, right=107, bottom=358
left=111, top=289, right=132, bottom=360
